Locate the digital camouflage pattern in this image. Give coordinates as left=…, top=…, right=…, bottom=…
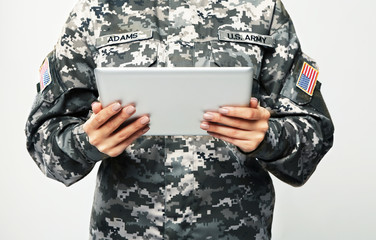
left=25, top=0, right=334, bottom=239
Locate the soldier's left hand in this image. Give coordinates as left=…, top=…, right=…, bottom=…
left=200, top=98, right=270, bottom=153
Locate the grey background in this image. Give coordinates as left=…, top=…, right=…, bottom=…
left=1, top=0, right=375, bottom=239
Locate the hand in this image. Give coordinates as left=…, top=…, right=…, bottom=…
left=200, top=98, right=270, bottom=153
left=83, top=102, right=150, bottom=157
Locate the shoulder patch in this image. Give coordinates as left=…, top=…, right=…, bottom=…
left=39, top=58, right=52, bottom=91
left=296, top=62, right=319, bottom=96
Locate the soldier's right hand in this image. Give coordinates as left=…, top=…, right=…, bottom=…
left=83, top=102, right=150, bottom=157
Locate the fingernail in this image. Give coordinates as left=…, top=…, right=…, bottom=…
left=200, top=123, right=209, bottom=130
left=251, top=97, right=258, bottom=102
left=203, top=113, right=214, bottom=120
left=142, top=127, right=150, bottom=133
left=219, top=108, right=229, bottom=115
left=140, top=116, right=150, bottom=125
left=112, top=102, right=121, bottom=112
left=126, top=105, right=135, bottom=115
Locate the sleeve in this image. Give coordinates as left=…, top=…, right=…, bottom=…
left=25, top=0, right=108, bottom=187
left=247, top=0, right=334, bottom=187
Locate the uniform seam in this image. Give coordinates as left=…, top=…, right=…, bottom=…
left=267, top=0, right=278, bottom=35
left=163, top=136, right=167, bottom=239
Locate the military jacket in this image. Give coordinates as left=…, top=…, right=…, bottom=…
left=25, top=0, right=334, bottom=239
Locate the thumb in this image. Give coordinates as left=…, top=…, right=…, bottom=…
left=249, top=97, right=258, bottom=109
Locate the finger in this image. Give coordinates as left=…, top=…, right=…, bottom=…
left=203, top=112, right=269, bottom=131
left=207, top=132, right=247, bottom=148
left=109, top=115, right=150, bottom=143
left=91, top=101, right=102, bottom=114
left=99, top=105, right=137, bottom=136
left=200, top=121, right=250, bottom=140
left=95, top=116, right=150, bottom=154
left=105, top=126, right=150, bottom=157
left=89, top=102, right=123, bottom=130
left=249, top=97, right=258, bottom=109
left=203, top=112, right=254, bottom=130
left=218, top=106, right=270, bottom=120
left=208, top=132, right=261, bottom=153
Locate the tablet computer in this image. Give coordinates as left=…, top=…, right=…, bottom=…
left=94, top=67, right=253, bottom=135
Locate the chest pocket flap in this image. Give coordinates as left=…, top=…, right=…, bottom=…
left=212, top=25, right=274, bottom=79
left=95, top=30, right=157, bottom=68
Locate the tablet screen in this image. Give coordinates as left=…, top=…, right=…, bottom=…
left=94, top=67, right=253, bottom=135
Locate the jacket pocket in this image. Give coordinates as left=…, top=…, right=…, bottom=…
left=95, top=30, right=157, bottom=67
left=211, top=25, right=271, bottom=79
left=280, top=53, right=320, bottom=105
left=39, top=53, right=66, bottom=104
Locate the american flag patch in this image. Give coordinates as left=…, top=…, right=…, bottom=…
left=39, top=58, right=52, bottom=91
left=296, top=62, right=319, bottom=96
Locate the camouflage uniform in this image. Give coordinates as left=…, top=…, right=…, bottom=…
left=25, top=0, right=334, bottom=239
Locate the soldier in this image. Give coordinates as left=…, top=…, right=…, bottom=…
left=25, top=0, right=334, bottom=239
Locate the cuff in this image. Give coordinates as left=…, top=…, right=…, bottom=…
left=238, top=119, right=289, bottom=161
left=73, top=124, right=110, bottom=163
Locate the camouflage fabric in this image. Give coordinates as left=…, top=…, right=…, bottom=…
left=25, top=0, right=334, bottom=239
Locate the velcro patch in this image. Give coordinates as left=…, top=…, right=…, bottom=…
left=296, top=62, right=319, bottom=96
left=96, top=30, right=153, bottom=48
left=39, top=58, right=52, bottom=91
left=218, top=30, right=274, bottom=47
